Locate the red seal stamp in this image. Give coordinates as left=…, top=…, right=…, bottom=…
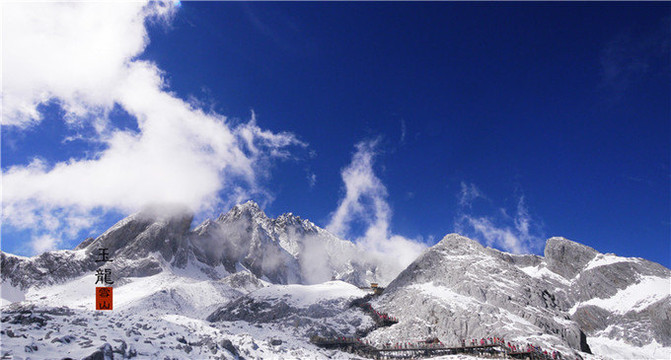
left=96, top=287, right=113, bottom=310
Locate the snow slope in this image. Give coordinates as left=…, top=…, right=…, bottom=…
left=570, top=276, right=670, bottom=315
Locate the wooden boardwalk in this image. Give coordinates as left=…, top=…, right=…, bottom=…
left=319, top=292, right=564, bottom=359
left=311, top=337, right=510, bottom=359
left=311, top=337, right=562, bottom=359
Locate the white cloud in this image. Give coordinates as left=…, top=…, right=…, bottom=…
left=30, top=235, right=61, bottom=254
left=1, top=1, right=305, bottom=253
left=326, top=139, right=385, bottom=237
left=327, top=139, right=426, bottom=282
left=455, top=191, right=544, bottom=254
left=2, top=1, right=173, bottom=126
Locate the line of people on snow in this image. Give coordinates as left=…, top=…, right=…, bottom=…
left=507, top=343, right=563, bottom=360
left=315, top=334, right=565, bottom=360
left=379, top=340, right=445, bottom=349
left=504, top=341, right=564, bottom=360
left=357, top=302, right=398, bottom=324
left=458, top=337, right=564, bottom=360
left=462, top=337, right=506, bottom=347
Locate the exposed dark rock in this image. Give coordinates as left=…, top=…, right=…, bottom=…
left=580, top=330, right=592, bottom=354
left=220, top=339, right=240, bottom=357
left=82, top=343, right=113, bottom=360
left=544, top=237, right=598, bottom=279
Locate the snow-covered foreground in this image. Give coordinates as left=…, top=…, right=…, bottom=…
left=1, top=304, right=354, bottom=359
left=1, top=278, right=370, bottom=359
left=0, top=280, right=653, bottom=360
left=2, top=274, right=670, bottom=360
left=587, top=337, right=670, bottom=360
left=0, top=301, right=614, bottom=360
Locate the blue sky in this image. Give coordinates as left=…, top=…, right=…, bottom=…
left=2, top=2, right=669, bottom=268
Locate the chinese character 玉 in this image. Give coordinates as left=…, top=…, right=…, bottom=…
left=95, top=248, right=113, bottom=263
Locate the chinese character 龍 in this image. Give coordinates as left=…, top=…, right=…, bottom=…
left=95, top=269, right=114, bottom=285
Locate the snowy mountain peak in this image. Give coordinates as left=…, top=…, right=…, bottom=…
left=187, top=202, right=387, bottom=286
left=82, top=206, right=193, bottom=261
left=213, top=200, right=272, bottom=235
left=275, top=212, right=319, bottom=233
left=227, top=200, right=265, bottom=217
left=435, top=233, right=485, bottom=254
left=544, top=236, right=599, bottom=279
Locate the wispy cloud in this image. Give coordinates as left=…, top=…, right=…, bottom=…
left=458, top=181, right=486, bottom=208
left=326, top=139, right=385, bottom=237
left=327, top=139, right=426, bottom=282
left=2, top=1, right=305, bottom=254
left=307, top=173, right=317, bottom=188
left=599, top=17, right=670, bottom=100
left=454, top=183, right=544, bottom=254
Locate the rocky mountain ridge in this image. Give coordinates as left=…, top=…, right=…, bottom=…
left=1, top=202, right=669, bottom=359
left=1, top=201, right=385, bottom=291
left=365, top=234, right=669, bottom=359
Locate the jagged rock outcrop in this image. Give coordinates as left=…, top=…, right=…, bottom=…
left=371, top=234, right=587, bottom=356
left=207, top=281, right=374, bottom=338
left=189, top=201, right=383, bottom=285
left=545, top=237, right=599, bottom=279
left=1, top=205, right=194, bottom=289
left=367, top=234, right=670, bottom=359
left=1, top=201, right=382, bottom=290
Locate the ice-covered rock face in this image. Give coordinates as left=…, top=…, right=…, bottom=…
left=377, top=234, right=587, bottom=356
left=373, top=234, right=670, bottom=359
left=207, top=281, right=374, bottom=338
left=84, top=207, right=194, bottom=262
left=1, top=201, right=381, bottom=290
left=567, top=251, right=671, bottom=349
left=1, top=206, right=194, bottom=290
left=540, top=236, right=671, bottom=350
left=1, top=251, right=95, bottom=289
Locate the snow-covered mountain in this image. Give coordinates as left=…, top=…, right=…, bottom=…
left=365, top=234, right=670, bottom=360
left=1, top=202, right=669, bottom=359
left=189, top=201, right=383, bottom=285
left=1, top=201, right=384, bottom=293
left=544, top=238, right=670, bottom=358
